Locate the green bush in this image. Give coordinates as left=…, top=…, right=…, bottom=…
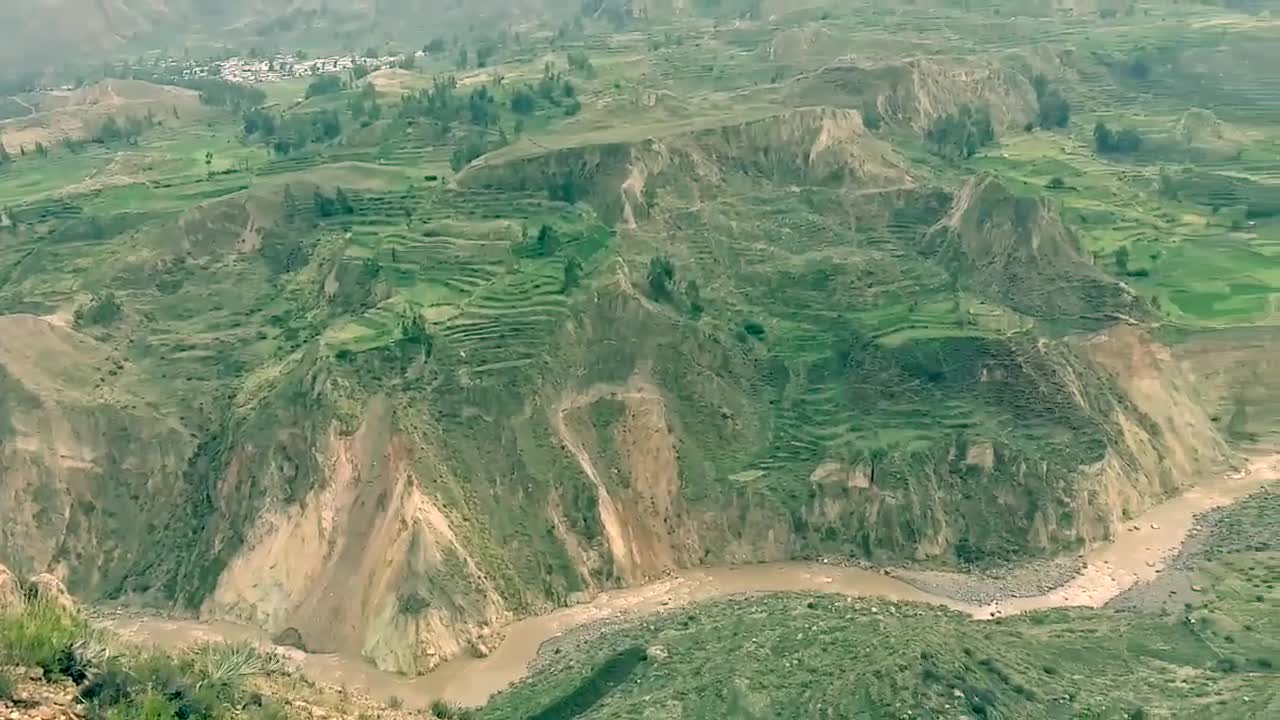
left=74, top=291, right=123, bottom=327
left=647, top=256, right=676, bottom=301
left=0, top=668, right=15, bottom=702
left=0, top=600, right=88, bottom=677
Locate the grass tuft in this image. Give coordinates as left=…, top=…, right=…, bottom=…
left=0, top=600, right=89, bottom=679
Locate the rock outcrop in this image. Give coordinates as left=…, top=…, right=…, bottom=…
left=26, top=573, right=74, bottom=612
left=0, top=563, right=22, bottom=613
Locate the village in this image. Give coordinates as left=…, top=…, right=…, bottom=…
left=183, top=51, right=413, bottom=85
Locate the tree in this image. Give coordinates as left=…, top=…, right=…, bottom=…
left=1093, top=122, right=1114, bottom=152
left=475, top=42, right=498, bottom=68
left=1095, top=121, right=1142, bottom=154
left=1115, top=127, right=1143, bottom=153
left=391, top=308, right=433, bottom=365
left=535, top=224, right=559, bottom=256
left=314, top=190, right=337, bottom=217
left=562, top=257, right=583, bottom=293
left=334, top=187, right=354, bottom=215
left=510, top=87, right=536, bottom=115
left=457, top=47, right=470, bottom=70
left=305, top=74, right=344, bottom=99
left=1046, top=176, right=1066, bottom=190
left=243, top=107, right=277, bottom=137
left=205, top=151, right=214, bottom=177
left=0, top=136, right=10, bottom=165
left=450, top=133, right=489, bottom=171
left=926, top=104, right=995, bottom=160
left=74, top=291, right=123, bottom=327
left=1035, top=80, right=1071, bottom=129
left=1114, top=245, right=1130, bottom=275
left=685, top=279, right=704, bottom=318
left=647, top=256, right=676, bottom=301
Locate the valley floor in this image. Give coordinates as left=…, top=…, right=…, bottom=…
left=94, top=453, right=1280, bottom=711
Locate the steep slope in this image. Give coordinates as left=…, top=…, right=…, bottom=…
left=459, top=107, right=913, bottom=225
left=0, top=314, right=194, bottom=591
left=789, top=57, right=1040, bottom=132
left=0, top=80, right=204, bottom=152
left=920, top=174, right=1146, bottom=325
left=0, top=78, right=1242, bottom=676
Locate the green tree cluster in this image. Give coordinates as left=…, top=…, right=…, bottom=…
left=92, top=114, right=153, bottom=144
left=305, top=74, right=345, bottom=100
left=926, top=104, right=995, bottom=160
left=1094, top=121, right=1143, bottom=154
left=1032, top=74, right=1071, bottom=129
left=174, top=78, right=266, bottom=111
left=313, top=187, right=356, bottom=218
left=245, top=109, right=341, bottom=155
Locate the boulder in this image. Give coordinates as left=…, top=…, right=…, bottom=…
left=0, top=563, right=22, bottom=613
left=26, top=573, right=75, bottom=611
left=272, top=627, right=308, bottom=652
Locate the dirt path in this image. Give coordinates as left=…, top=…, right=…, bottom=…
left=99, top=454, right=1280, bottom=710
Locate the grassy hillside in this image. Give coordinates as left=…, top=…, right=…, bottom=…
left=482, top=489, right=1280, bottom=719
left=0, top=0, right=1277, bottom=681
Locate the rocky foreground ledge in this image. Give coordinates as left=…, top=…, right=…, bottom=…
left=0, top=564, right=435, bottom=720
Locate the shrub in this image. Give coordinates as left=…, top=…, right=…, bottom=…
left=0, top=668, right=15, bottom=702
left=74, top=291, right=123, bottom=327
left=79, top=664, right=138, bottom=707
left=187, top=642, right=286, bottom=688
left=646, top=256, right=676, bottom=301
left=431, top=698, right=469, bottom=718
left=305, top=75, right=345, bottom=99
left=398, top=592, right=431, bottom=616
left=742, top=320, right=766, bottom=339
left=0, top=600, right=88, bottom=678
left=926, top=104, right=995, bottom=160
left=1095, top=122, right=1142, bottom=154
left=561, top=257, right=583, bottom=294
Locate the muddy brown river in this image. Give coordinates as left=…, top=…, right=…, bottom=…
left=102, top=455, right=1279, bottom=709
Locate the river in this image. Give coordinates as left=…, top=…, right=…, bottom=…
left=101, top=454, right=1279, bottom=709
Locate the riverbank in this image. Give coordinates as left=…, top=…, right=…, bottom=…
left=1110, top=484, right=1280, bottom=611
left=96, top=453, right=1280, bottom=709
